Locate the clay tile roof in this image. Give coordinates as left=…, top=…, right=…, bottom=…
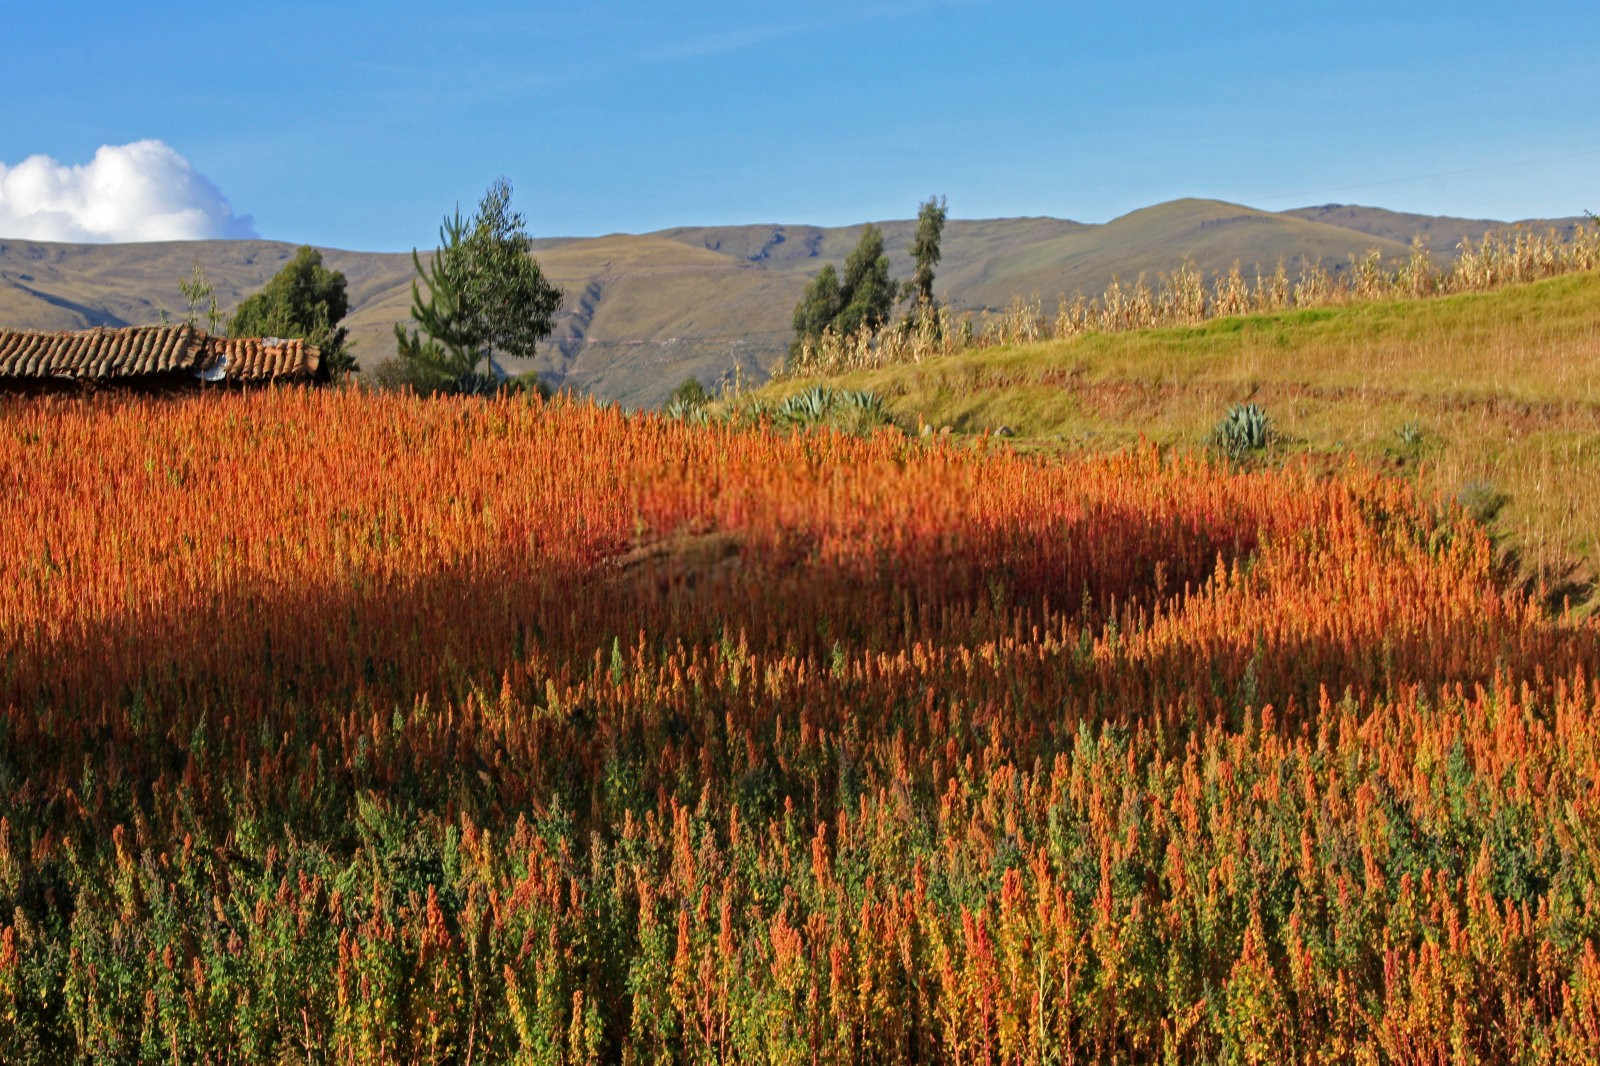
left=0, top=324, right=206, bottom=380
left=0, top=325, right=322, bottom=385
left=201, top=335, right=322, bottom=382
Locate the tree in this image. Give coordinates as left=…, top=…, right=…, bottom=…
left=789, top=225, right=895, bottom=359
left=835, top=225, right=896, bottom=336
left=179, top=263, right=222, bottom=333
left=902, top=196, right=947, bottom=309
left=668, top=377, right=709, bottom=408
left=395, top=178, right=562, bottom=393
left=230, top=246, right=355, bottom=380
left=791, top=265, right=843, bottom=352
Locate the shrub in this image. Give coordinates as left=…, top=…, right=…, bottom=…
left=1210, top=402, right=1273, bottom=460
left=774, top=386, right=889, bottom=432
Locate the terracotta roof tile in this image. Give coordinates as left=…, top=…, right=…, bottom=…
left=0, top=324, right=204, bottom=380
left=0, top=325, right=321, bottom=385
left=202, top=336, right=321, bottom=382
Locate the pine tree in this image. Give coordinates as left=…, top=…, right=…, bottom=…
left=394, top=209, right=478, bottom=390
left=395, top=179, right=562, bottom=393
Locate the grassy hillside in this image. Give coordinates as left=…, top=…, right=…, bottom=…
left=655, top=215, right=1087, bottom=278
left=0, top=201, right=1579, bottom=406
left=762, top=270, right=1600, bottom=597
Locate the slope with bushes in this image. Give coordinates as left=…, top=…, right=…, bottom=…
left=762, top=268, right=1600, bottom=598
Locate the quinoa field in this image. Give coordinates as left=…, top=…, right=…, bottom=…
left=4, top=388, right=1600, bottom=1062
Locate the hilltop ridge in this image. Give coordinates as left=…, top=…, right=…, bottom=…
left=0, top=199, right=1583, bottom=406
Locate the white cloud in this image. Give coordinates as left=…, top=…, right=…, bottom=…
left=0, top=140, right=257, bottom=243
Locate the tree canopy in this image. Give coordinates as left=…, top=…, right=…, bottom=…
left=395, top=179, right=562, bottom=393
left=229, top=246, right=354, bottom=380
left=903, top=196, right=948, bottom=309
left=789, top=225, right=895, bottom=359
left=790, top=265, right=843, bottom=350
left=669, top=377, right=710, bottom=408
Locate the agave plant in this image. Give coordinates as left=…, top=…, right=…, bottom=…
left=773, top=386, right=889, bottom=429
left=443, top=370, right=505, bottom=397
left=779, top=385, right=835, bottom=424
left=663, top=395, right=711, bottom=424
left=1211, top=402, right=1272, bottom=460
left=838, top=388, right=885, bottom=415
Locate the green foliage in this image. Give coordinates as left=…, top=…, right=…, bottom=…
left=395, top=178, right=562, bottom=394
left=668, top=377, right=709, bottom=409
left=789, top=225, right=896, bottom=363
left=177, top=263, right=221, bottom=333
left=778, top=384, right=835, bottom=423
left=902, top=195, right=948, bottom=310
left=835, top=225, right=896, bottom=337
left=229, top=246, right=355, bottom=380
left=1385, top=420, right=1428, bottom=467
left=775, top=385, right=889, bottom=431
left=1210, top=402, right=1273, bottom=460
left=662, top=398, right=710, bottom=425
left=663, top=378, right=712, bottom=423
left=787, top=200, right=950, bottom=367
left=791, top=265, right=844, bottom=357
left=514, top=370, right=554, bottom=400
left=720, top=386, right=893, bottom=435
left=365, top=356, right=432, bottom=393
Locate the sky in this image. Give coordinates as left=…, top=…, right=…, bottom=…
left=2, top=1, right=1596, bottom=250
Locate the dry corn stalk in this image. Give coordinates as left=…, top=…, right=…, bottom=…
left=773, top=222, right=1600, bottom=380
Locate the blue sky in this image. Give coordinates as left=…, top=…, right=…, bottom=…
left=3, top=1, right=1596, bottom=250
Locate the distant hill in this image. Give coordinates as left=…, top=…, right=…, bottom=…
left=0, top=200, right=1583, bottom=407
left=1282, top=204, right=1587, bottom=255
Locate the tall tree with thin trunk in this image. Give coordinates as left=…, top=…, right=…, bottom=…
left=903, top=195, right=948, bottom=310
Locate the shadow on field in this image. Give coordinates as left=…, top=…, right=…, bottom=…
left=8, top=495, right=1261, bottom=717
left=4, top=485, right=1593, bottom=868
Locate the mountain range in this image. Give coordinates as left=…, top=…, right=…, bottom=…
left=0, top=199, right=1584, bottom=407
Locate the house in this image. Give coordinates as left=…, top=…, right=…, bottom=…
left=0, top=324, right=322, bottom=391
